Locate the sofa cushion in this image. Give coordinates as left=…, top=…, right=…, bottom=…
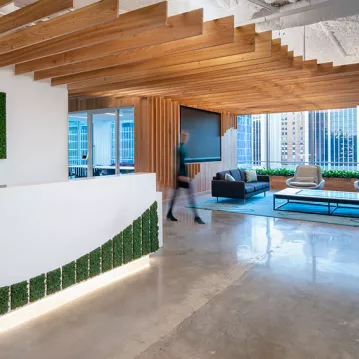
left=246, top=182, right=269, bottom=192
left=238, top=169, right=246, bottom=182
left=216, top=170, right=230, bottom=180
left=245, top=185, right=255, bottom=194
left=229, top=169, right=242, bottom=182
left=225, top=173, right=235, bottom=181
left=245, top=170, right=258, bottom=183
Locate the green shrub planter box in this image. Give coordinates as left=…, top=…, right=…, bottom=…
left=62, top=262, right=76, bottom=289
left=11, top=281, right=28, bottom=310
left=30, top=274, right=45, bottom=303
left=133, top=217, right=142, bottom=260
left=0, top=286, right=9, bottom=315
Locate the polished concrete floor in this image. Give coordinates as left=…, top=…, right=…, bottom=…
left=1, top=194, right=359, bottom=358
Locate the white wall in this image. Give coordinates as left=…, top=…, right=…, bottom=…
left=0, top=67, right=68, bottom=186
left=0, top=174, right=160, bottom=286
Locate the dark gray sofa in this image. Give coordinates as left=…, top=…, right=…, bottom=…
left=212, top=168, right=270, bottom=202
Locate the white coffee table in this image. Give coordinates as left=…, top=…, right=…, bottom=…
left=273, top=188, right=359, bottom=216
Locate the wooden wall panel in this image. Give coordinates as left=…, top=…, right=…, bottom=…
left=69, top=95, right=237, bottom=199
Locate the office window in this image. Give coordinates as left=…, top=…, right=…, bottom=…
left=119, top=107, right=135, bottom=174
left=68, top=113, right=88, bottom=179
left=237, top=107, right=358, bottom=170
left=68, top=106, right=135, bottom=179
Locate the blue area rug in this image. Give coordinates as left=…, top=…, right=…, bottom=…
left=187, top=192, right=359, bottom=227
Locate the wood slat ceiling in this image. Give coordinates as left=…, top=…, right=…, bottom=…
left=0, top=0, right=73, bottom=35
left=0, top=0, right=13, bottom=7
left=1, top=0, right=359, bottom=114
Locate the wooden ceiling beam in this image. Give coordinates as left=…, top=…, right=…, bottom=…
left=0, top=0, right=74, bottom=35
left=0, top=0, right=13, bottom=7
left=64, top=28, right=264, bottom=89
left=82, top=74, right=359, bottom=103
left=69, top=53, right=293, bottom=97
left=68, top=40, right=276, bottom=93
left=0, top=2, right=167, bottom=68
left=175, top=87, right=359, bottom=106
left=47, top=16, right=235, bottom=84
left=26, top=8, right=203, bottom=78
left=0, top=0, right=119, bottom=54
left=72, top=60, right=359, bottom=99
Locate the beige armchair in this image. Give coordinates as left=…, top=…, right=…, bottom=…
left=355, top=181, right=359, bottom=191
left=286, top=165, right=325, bottom=190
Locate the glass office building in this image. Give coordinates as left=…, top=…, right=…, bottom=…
left=238, top=107, right=359, bottom=170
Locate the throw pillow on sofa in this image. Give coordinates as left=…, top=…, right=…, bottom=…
left=245, top=170, right=257, bottom=183
left=225, top=173, right=235, bottom=181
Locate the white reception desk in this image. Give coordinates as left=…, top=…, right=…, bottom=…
left=0, top=174, right=162, bottom=287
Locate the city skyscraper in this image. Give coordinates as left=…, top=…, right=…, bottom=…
left=309, top=108, right=358, bottom=169
left=238, top=107, right=358, bottom=170
left=237, top=115, right=252, bottom=167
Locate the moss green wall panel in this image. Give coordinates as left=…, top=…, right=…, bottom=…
left=76, top=254, right=89, bottom=283
left=142, top=210, right=151, bottom=256
left=29, top=274, right=45, bottom=303
left=113, top=233, right=123, bottom=268
left=0, top=92, right=6, bottom=159
left=133, top=217, right=142, bottom=260
left=89, top=248, right=101, bottom=277
left=0, top=286, right=9, bottom=315
left=123, top=225, right=133, bottom=264
left=46, top=269, right=61, bottom=295
left=11, top=281, right=28, bottom=310
left=1, top=203, right=157, bottom=316
left=150, top=202, right=159, bottom=252
left=101, top=240, right=113, bottom=273
left=62, top=262, right=76, bottom=289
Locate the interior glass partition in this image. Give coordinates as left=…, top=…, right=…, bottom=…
left=119, top=107, right=135, bottom=174
left=67, top=106, right=135, bottom=179
left=68, top=113, right=88, bottom=179
left=92, top=110, right=116, bottom=177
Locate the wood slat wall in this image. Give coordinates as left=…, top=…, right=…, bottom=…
left=69, top=96, right=238, bottom=198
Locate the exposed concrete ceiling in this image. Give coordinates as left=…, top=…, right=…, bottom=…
left=0, top=0, right=359, bottom=66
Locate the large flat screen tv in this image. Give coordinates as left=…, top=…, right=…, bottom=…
left=180, top=106, right=221, bottom=163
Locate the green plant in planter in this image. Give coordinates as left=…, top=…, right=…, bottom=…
left=255, top=167, right=359, bottom=179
